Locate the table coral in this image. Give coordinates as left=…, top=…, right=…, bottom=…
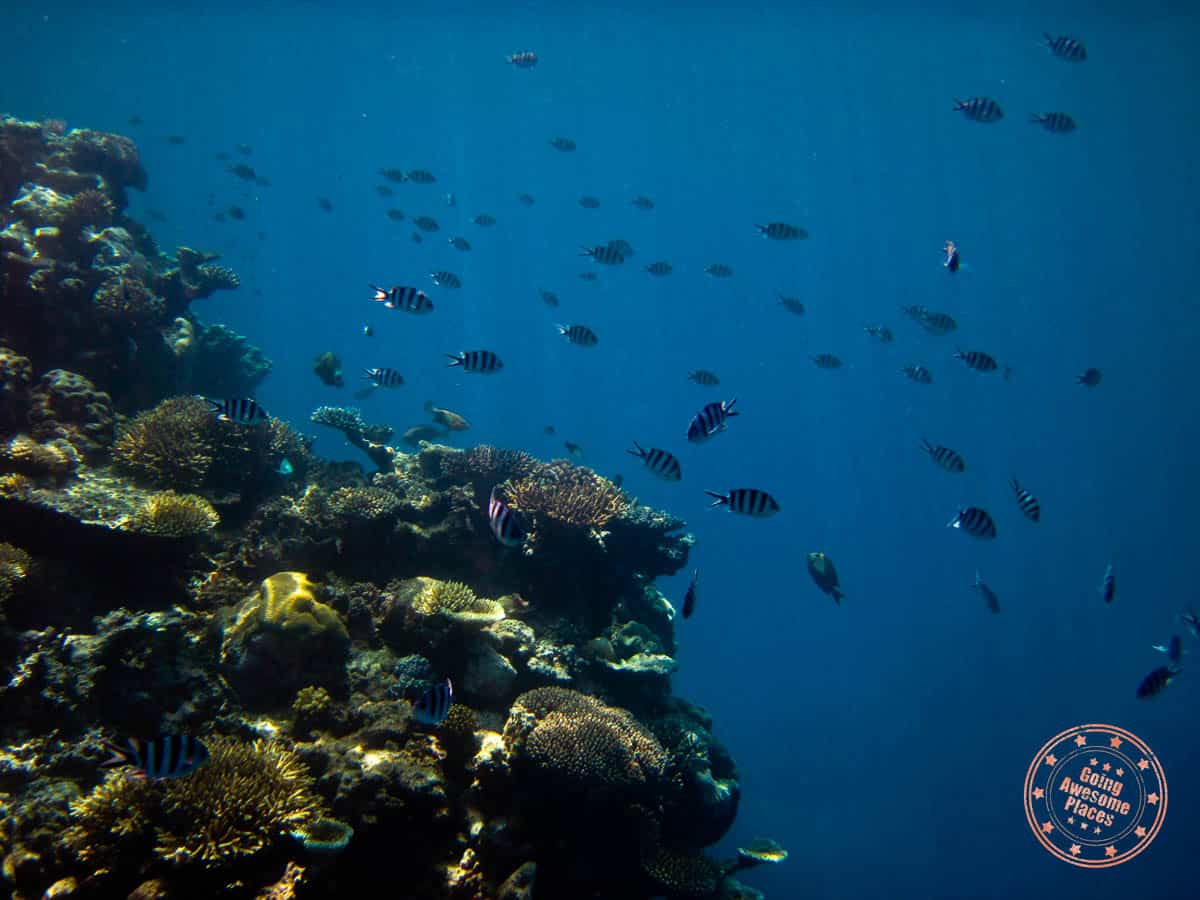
left=505, top=459, right=630, bottom=529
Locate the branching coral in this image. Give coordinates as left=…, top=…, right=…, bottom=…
left=410, top=577, right=505, bottom=625
left=128, top=490, right=219, bottom=537
left=327, top=486, right=401, bottom=521
left=504, top=687, right=667, bottom=791
left=112, top=395, right=215, bottom=489
left=65, top=738, right=326, bottom=871
left=505, top=460, right=630, bottom=529
left=433, top=444, right=538, bottom=493
left=311, top=406, right=394, bottom=471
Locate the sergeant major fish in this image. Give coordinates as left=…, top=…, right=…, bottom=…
left=1011, top=478, right=1041, bottom=522
left=1045, top=33, right=1087, bottom=62
left=627, top=441, right=682, bottom=481
left=704, top=488, right=780, bottom=518
left=954, top=349, right=999, bottom=373
left=557, top=324, right=598, bottom=346
left=922, top=439, right=965, bottom=472
left=430, top=271, right=462, bottom=289
left=446, top=349, right=503, bottom=373
left=363, top=367, right=404, bottom=388
left=954, top=97, right=1004, bottom=123
left=756, top=222, right=807, bottom=240
left=203, top=396, right=268, bottom=425
left=688, top=369, right=720, bottom=386
left=949, top=506, right=997, bottom=539
left=1100, top=563, right=1115, bottom=604
left=1031, top=112, right=1077, bottom=133
left=506, top=50, right=538, bottom=68
left=102, top=735, right=209, bottom=780
left=779, top=294, right=805, bottom=316
left=644, top=261, right=673, bottom=276
left=903, top=364, right=933, bottom=384
left=488, top=487, right=526, bottom=546
left=580, top=244, right=624, bottom=265
left=412, top=678, right=453, bottom=725
left=371, top=284, right=434, bottom=314
left=687, top=398, right=738, bottom=442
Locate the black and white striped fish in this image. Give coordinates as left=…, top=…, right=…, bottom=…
left=922, top=439, right=965, bottom=473
left=579, top=244, right=624, bottom=265
left=949, top=506, right=997, bottom=539
left=506, top=50, right=538, bottom=68
left=407, top=169, right=436, bottom=184
left=1153, top=635, right=1184, bottom=665
left=488, top=487, right=525, bottom=547
left=446, top=349, right=503, bottom=373
left=413, top=216, right=440, bottom=232
left=705, top=263, right=733, bottom=278
left=1010, top=478, right=1041, bottom=522
left=864, top=324, right=894, bottom=343
left=101, top=735, right=210, bottom=780
left=549, top=136, right=576, bottom=152
left=704, top=488, right=780, bottom=518
left=1136, top=665, right=1179, bottom=699
left=920, top=311, right=957, bottom=335
left=688, top=369, right=720, bottom=386
left=1044, top=33, right=1087, bottom=62
left=756, top=222, right=808, bottom=240
left=579, top=195, right=601, bottom=209
left=413, top=678, right=453, bottom=725
left=1100, top=563, right=1115, bottom=604
left=902, top=365, right=933, bottom=384
left=371, top=284, right=434, bottom=314
left=974, top=570, right=1000, bottom=614
left=627, top=441, right=682, bottom=481
left=812, top=353, right=842, bottom=369
left=204, top=396, right=268, bottom=425
left=448, top=236, right=472, bottom=251
left=954, top=349, right=999, bottom=373
left=472, top=213, right=497, bottom=227
left=681, top=569, right=699, bottom=619
left=954, top=97, right=1004, bottom=123
left=779, top=294, right=805, bottom=316
left=363, top=367, right=404, bottom=388
left=687, top=398, right=738, bottom=443
left=644, top=261, right=673, bottom=276
left=557, top=323, right=598, bottom=347
left=430, top=271, right=462, bottom=289
left=607, top=239, right=635, bottom=258
left=1031, top=112, right=1076, bottom=133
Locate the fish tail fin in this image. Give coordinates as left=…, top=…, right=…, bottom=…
left=703, top=490, right=728, bottom=507
left=832, top=587, right=844, bottom=605
left=755, top=225, right=766, bottom=236
left=555, top=323, right=567, bottom=336
left=369, top=284, right=387, bottom=300
left=577, top=246, right=592, bottom=257
left=626, top=441, right=645, bottom=459
left=100, top=738, right=135, bottom=769
left=952, top=98, right=964, bottom=110
left=444, top=354, right=463, bottom=367
left=725, top=396, right=738, bottom=414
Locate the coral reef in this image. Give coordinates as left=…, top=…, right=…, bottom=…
left=128, top=490, right=220, bottom=537
left=506, top=458, right=631, bottom=530
left=409, top=576, right=506, bottom=625
left=310, top=406, right=394, bottom=471
left=0, top=541, right=33, bottom=619
left=28, top=369, right=114, bottom=456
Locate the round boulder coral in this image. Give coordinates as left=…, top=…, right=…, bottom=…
left=28, top=369, right=114, bottom=456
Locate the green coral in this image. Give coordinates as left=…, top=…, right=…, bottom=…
left=127, top=490, right=219, bottom=537
left=64, top=738, right=325, bottom=872
left=411, top=577, right=505, bottom=625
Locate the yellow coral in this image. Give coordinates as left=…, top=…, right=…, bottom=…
left=230, top=572, right=348, bottom=642
left=0, top=434, right=78, bottom=477
left=128, top=490, right=219, bottom=537
left=411, top=577, right=505, bottom=625
left=65, top=738, right=325, bottom=872
left=112, top=396, right=215, bottom=489
left=0, top=542, right=33, bottom=614
left=327, top=485, right=400, bottom=520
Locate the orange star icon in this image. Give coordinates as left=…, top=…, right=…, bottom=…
left=1105, top=846, right=1117, bottom=858
left=1042, top=822, right=1054, bottom=834
left=1033, top=787, right=1045, bottom=799
left=1090, top=758, right=1098, bottom=766
left=1070, top=844, right=1082, bottom=856
left=1067, top=816, right=1075, bottom=825
left=1109, top=736, right=1123, bottom=748
left=1148, top=793, right=1159, bottom=805
left=1102, top=762, right=1111, bottom=772
left=1045, top=754, right=1057, bottom=767
left=1138, top=759, right=1149, bottom=770
left=1116, top=768, right=1124, bottom=777
left=1135, top=826, right=1147, bottom=838
left=1074, top=735, right=1086, bottom=747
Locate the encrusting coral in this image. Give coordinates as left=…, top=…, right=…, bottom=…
left=127, top=490, right=220, bottom=537
left=65, top=737, right=326, bottom=872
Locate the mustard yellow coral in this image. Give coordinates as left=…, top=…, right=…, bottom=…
left=128, top=490, right=219, bottom=537
left=411, top=576, right=505, bottom=625
left=65, top=738, right=325, bottom=871
left=236, top=572, right=348, bottom=641
left=0, top=542, right=33, bottom=617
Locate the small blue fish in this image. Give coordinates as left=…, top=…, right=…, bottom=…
left=101, top=735, right=210, bottom=780
left=1100, top=563, right=1115, bottom=604
left=276, top=458, right=294, bottom=477
left=682, top=570, right=699, bottom=619
left=412, top=678, right=453, bottom=726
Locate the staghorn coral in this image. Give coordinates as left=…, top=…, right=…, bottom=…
left=327, top=485, right=401, bottom=521
left=28, top=368, right=115, bottom=456
left=127, top=490, right=219, bottom=537
left=410, top=576, right=506, bottom=625
left=504, top=687, right=667, bottom=792
left=112, top=395, right=214, bottom=488
left=65, top=737, right=325, bottom=871
left=506, top=459, right=630, bottom=529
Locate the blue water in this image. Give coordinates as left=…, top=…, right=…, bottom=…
left=5, top=3, right=1199, bottom=897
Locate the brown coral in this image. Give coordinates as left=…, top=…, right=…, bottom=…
left=327, top=486, right=401, bottom=521
left=0, top=434, right=79, bottom=478
left=436, top=444, right=537, bottom=488
left=65, top=738, right=325, bottom=871
left=505, top=459, right=630, bottom=529
left=410, top=577, right=505, bottom=625
left=128, top=490, right=219, bottom=537
left=0, top=542, right=33, bottom=616
left=640, top=846, right=723, bottom=897
left=92, top=275, right=165, bottom=325
left=28, top=368, right=115, bottom=456
left=112, top=395, right=214, bottom=489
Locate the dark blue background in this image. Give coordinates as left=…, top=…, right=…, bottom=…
left=4, top=3, right=1197, bottom=897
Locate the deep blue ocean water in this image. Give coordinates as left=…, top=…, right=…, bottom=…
left=4, top=2, right=1199, bottom=897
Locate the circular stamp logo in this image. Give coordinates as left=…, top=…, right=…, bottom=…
left=1024, top=723, right=1167, bottom=868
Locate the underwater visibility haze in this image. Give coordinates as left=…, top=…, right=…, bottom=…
left=1, top=1, right=1198, bottom=898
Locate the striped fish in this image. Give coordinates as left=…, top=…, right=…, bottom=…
left=954, top=97, right=1004, bottom=123
left=864, top=324, right=893, bottom=343
left=370, top=284, right=434, bottom=314
left=756, top=222, right=808, bottom=240
left=579, top=196, right=601, bottom=209
left=687, top=398, right=738, bottom=443
left=644, top=261, right=672, bottom=276
left=921, top=439, right=965, bottom=472
left=705, top=263, right=733, bottom=278
left=549, top=137, right=576, bottom=152
left=974, top=570, right=1001, bottom=614
left=506, top=50, right=538, bottom=68
left=632, top=196, right=655, bottom=210
left=779, top=294, right=805, bottom=316
left=705, top=488, right=781, bottom=518
left=1136, top=665, right=1179, bottom=699
left=1045, top=33, right=1086, bottom=62
left=681, top=569, right=699, bottom=619
left=557, top=323, right=598, bottom=347
left=608, top=239, right=635, bottom=258
left=430, top=271, right=462, bottom=289
left=472, top=214, right=497, bottom=227
left=903, top=365, right=933, bottom=384
left=363, top=367, right=404, bottom=388
left=488, top=487, right=525, bottom=547
left=446, top=349, right=503, bottom=373
left=949, top=506, right=997, bottom=539
left=407, top=169, right=436, bottom=184
left=413, top=216, right=440, bottom=232
left=413, top=678, right=453, bottom=726
left=204, top=396, right=267, bottom=425
left=812, top=353, right=842, bottom=369
left=101, top=735, right=210, bottom=780
left=627, top=441, right=682, bottom=481
left=688, top=369, right=720, bottom=386
left=1154, top=635, right=1184, bottom=664
left=1100, top=563, right=1115, bottom=604
left=579, top=244, right=624, bottom=265
left=1031, top=112, right=1076, bottom=133
left=448, top=237, right=471, bottom=251
left=954, top=349, right=999, bottom=373
left=1010, top=478, right=1040, bottom=521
